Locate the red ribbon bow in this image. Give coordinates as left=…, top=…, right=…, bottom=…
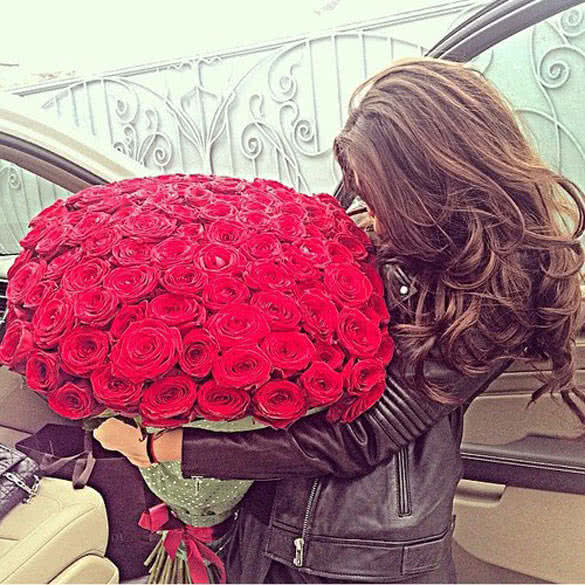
left=139, top=503, right=227, bottom=584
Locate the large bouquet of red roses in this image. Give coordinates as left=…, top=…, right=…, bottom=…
left=0, top=174, right=393, bottom=429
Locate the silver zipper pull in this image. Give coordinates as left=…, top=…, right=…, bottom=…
left=191, top=475, right=203, bottom=495
left=293, top=537, right=304, bottom=567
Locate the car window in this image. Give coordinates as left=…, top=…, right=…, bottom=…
left=0, top=159, right=70, bottom=254
left=471, top=2, right=585, bottom=195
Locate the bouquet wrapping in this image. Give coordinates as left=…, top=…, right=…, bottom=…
left=0, top=173, right=394, bottom=582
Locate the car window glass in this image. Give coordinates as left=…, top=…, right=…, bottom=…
left=0, top=160, right=70, bottom=254
left=471, top=2, right=585, bottom=197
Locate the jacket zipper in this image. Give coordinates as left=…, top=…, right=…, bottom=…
left=396, top=447, right=412, bottom=517
left=293, top=478, right=321, bottom=567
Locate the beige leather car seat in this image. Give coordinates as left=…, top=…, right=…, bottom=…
left=0, top=477, right=119, bottom=584
left=0, top=366, right=119, bottom=583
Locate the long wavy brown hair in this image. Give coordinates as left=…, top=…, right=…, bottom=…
left=333, top=57, right=585, bottom=421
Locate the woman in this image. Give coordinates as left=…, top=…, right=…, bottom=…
left=95, top=57, right=585, bottom=583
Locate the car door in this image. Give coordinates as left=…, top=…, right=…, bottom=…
left=0, top=93, right=146, bottom=447
left=427, top=1, right=585, bottom=582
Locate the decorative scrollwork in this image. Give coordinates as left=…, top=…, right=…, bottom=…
left=538, top=46, right=585, bottom=90
left=559, top=7, right=585, bottom=38
left=0, top=164, right=26, bottom=251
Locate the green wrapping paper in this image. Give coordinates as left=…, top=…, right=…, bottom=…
left=140, top=415, right=266, bottom=527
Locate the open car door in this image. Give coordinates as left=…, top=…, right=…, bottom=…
left=0, top=93, right=146, bottom=447
left=427, top=1, right=585, bottom=582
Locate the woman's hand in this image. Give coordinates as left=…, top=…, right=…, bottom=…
left=93, top=418, right=183, bottom=468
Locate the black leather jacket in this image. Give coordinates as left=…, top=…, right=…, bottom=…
left=180, top=264, right=509, bottom=582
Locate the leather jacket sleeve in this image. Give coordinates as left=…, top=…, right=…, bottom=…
left=181, top=356, right=510, bottom=480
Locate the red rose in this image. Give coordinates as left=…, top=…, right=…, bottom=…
left=300, top=361, right=343, bottom=407
left=251, top=291, right=301, bottom=331
left=7, top=249, right=33, bottom=280
left=207, top=177, right=244, bottom=194
left=327, top=241, right=354, bottom=264
left=337, top=309, right=381, bottom=358
left=339, top=216, right=372, bottom=247
left=35, top=224, right=70, bottom=258
left=0, top=320, right=33, bottom=370
left=151, top=237, right=195, bottom=266
left=313, top=341, right=345, bottom=370
left=121, top=210, right=177, bottom=241
left=161, top=264, right=208, bottom=296
left=158, top=202, right=200, bottom=223
left=110, top=319, right=181, bottom=383
left=90, top=364, right=143, bottom=414
left=62, top=258, right=110, bottom=293
left=244, top=260, right=294, bottom=292
left=25, top=349, right=59, bottom=393
left=241, top=234, right=282, bottom=261
left=59, top=327, right=109, bottom=376
left=48, top=380, right=103, bottom=420
left=195, top=380, right=250, bottom=421
left=362, top=260, right=385, bottom=296
left=198, top=243, right=243, bottom=275
left=324, top=264, right=373, bottom=308
left=179, top=330, right=219, bottom=379
left=335, top=234, right=369, bottom=261
left=212, top=345, right=271, bottom=389
left=304, top=201, right=336, bottom=234
left=376, top=329, right=395, bottom=364
left=347, top=359, right=386, bottom=395
left=202, top=276, right=251, bottom=311
left=362, top=293, right=390, bottom=326
left=207, top=219, right=247, bottom=246
left=300, top=291, right=338, bottom=343
left=67, top=185, right=114, bottom=208
left=175, top=223, right=206, bottom=241
left=32, top=294, right=74, bottom=349
left=104, top=265, right=159, bottom=303
left=115, top=177, right=157, bottom=195
left=86, top=196, right=129, bottom=213
left=282, top=246, right=320, bottom=282
left=23, top=280, right=57, bottom=309
left=111, top=238, right=153, bottom=265
left=251, top=178, right=289, bottom=194
left=82, top=228, right=122, bottom=257
left=199, top=202, right=237, bottom=221
left=261, top=332, right=315, bottom=374
left=239, top=211, right=269, bottom=228
left=252, top=380, right=307, bottom=429
left=148, top=293, right=205, bottom=327
left=110, top=302, right=148, bottom=339
left=208, top=303, right=270, bottom=349
left=314, top=193, right=342, bottom=209
left=19, top=223, right=48, bottom=250
left=73, top=287, right=119, bottom=327
left=277, top=202, right=306, bottom=218
left=326, top=383, right=384, bottom=423
left=7, top=260, right=46, bottom=304
left=270, top=214, right=306, bottom=242
left=69, top=211, right=111, bottom=242
left=29, top=199, right=67, bottom=227
left=293, top=237, right=331, bottom=267
left=45, top=247, right=83, bottom=280
left=243, top=200, right=268, bottom=212
left=139, top=374, right=198, bottom=428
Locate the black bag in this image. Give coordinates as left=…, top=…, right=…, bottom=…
left=0, top=442, right=40, bottom=519
left=17, top=424, right=159, bottom=581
